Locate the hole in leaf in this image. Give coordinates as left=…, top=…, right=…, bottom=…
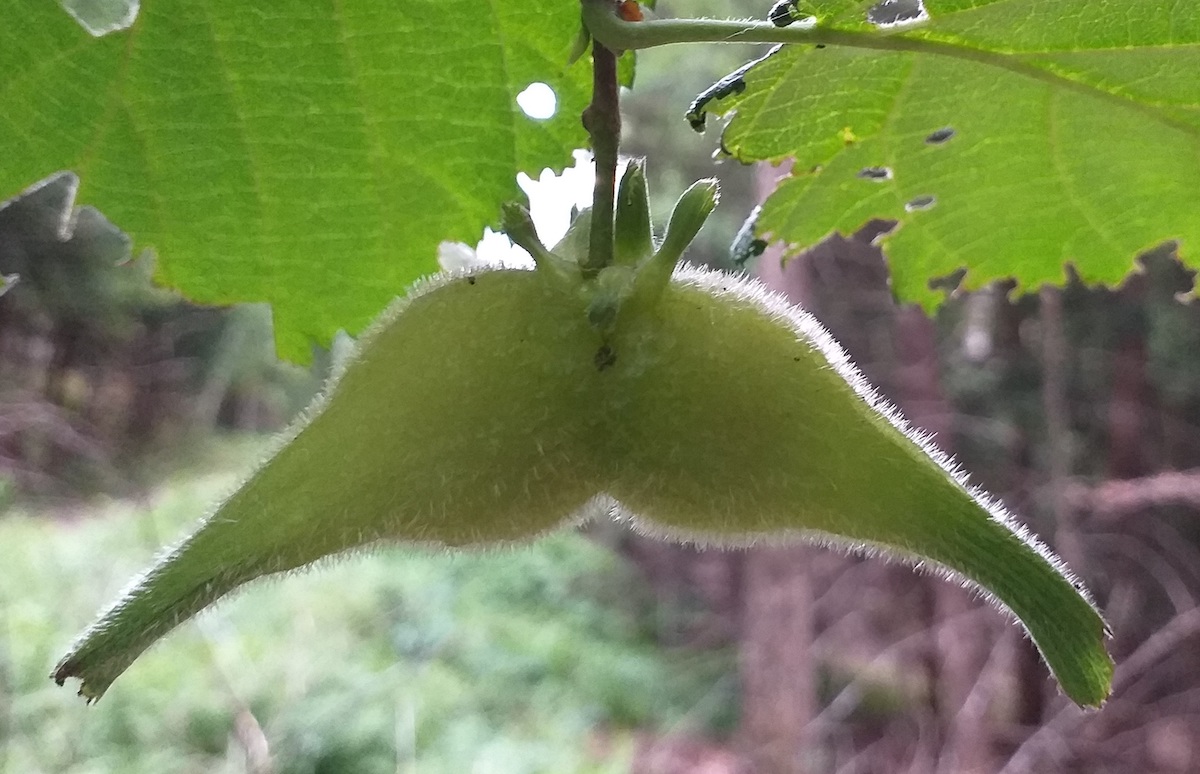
left=929, top=267, right=966, bottom=293
left=866, top=0, right=928, bottom=29
left=768, top=0, right=818, bottom=28
left=59, top=0, right=138, bottom=36
left=857, top=167, right=893, bottom=182
left=858, top=219, right=898, bottom=245
left=711, top=132, right=749, bottom=165
left=517, top=83, right=557, bottom=121
left=925, top=127, right=955, bottom=145
left=905, top=195, right=937, bottom=212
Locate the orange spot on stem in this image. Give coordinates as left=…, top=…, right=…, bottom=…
left=618, top=0, right=644, bottom=22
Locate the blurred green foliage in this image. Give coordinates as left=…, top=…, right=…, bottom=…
left=0, top=440, right=735, bottom=773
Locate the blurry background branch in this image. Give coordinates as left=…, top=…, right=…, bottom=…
left=1066, top=469, right=1200, bottom=520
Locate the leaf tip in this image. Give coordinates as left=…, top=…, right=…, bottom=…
left=50, top=653, right=109, bottom=704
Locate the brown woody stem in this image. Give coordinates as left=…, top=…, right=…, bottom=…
left=581, top=40, right=621, bottom=276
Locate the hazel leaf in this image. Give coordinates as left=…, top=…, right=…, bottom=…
left=704, top=1, right=1200, bottom=304
left=1, top=0, right=591, bottom=361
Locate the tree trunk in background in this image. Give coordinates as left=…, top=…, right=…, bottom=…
left=999, top=286, right=1084, bottom=746
left=1108, top=336, right=1151, bottom=481
left=1106, top=270, right=1153, bottom=482
left=1040, top=287, right=1087, bottom=579
left=735, top=162, right=815, bottom=774
left=739, top=547, right=815, bottom=774
left=893, top=306, right=995, bottom=774
left=973, top=288, right=1048, bottom=737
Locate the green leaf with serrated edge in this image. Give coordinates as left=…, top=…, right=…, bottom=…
left=702, top=0, right=1200, bottom=306
left=52, top=261, right=1111, bottom=707
left=0, top=0, right=590, bottom=361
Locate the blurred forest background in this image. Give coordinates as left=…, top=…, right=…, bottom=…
left=3, top=1, right=1199, bottom=772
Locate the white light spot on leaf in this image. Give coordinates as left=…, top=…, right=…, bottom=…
left=516, top=82, right=557, bottom=121
left=59, top=0, right=138, bottom=36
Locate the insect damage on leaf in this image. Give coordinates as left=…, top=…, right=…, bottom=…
left=58, top=0, right=139, bottom=36
left=858, top=166, right=893, bottom=181
left=54, top=168, right=1113, bottom=708
left=686, top=46, right=783, bottom=133
left=906, top=194, right=937, bottom=211
left=866, top=0, right=928, bottom=30
left=925, top=127, right=955, bottom=145
left=768, top=0, right=819, bottom=28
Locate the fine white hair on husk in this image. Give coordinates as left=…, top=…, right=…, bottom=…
left=178, top=261, right=1094, bottom=617
left=59, top=259, right=1104, bottom=700
left=54, top=265, right=533, bottom=689
left=658, top=263, right=1098, bottom=615
left=58, top=481, right=614, bottom=692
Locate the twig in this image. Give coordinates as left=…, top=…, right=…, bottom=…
left=1064, top=468, right=1200, bottom=519
left=581, top=40, right=621, bottom=276
left=999, top=606, right=1200, bottom=774
left=1090, top=532, right=1195, bottom=615
left=1112, top=605, right=1200, bottom=697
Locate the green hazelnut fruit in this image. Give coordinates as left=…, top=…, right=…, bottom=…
left=53, top=177, right=1111, bottom=708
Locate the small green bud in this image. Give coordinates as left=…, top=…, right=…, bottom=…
left=613, top=159, right=654, bottom=268
left=501, top=202, right=574, bottom=281
left=625, top=178, right=719, bottom=317
left=657, top=178, right=719, bottom=265
left=550, top=207, right=593, bottom=266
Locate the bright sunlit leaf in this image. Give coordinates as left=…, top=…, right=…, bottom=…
left=705, top=0, right=1200, bottom=305
left=0, top=0, right=591, bottom=360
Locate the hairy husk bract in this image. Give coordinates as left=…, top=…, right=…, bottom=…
left=55, top=174, right=1112, bottom=707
